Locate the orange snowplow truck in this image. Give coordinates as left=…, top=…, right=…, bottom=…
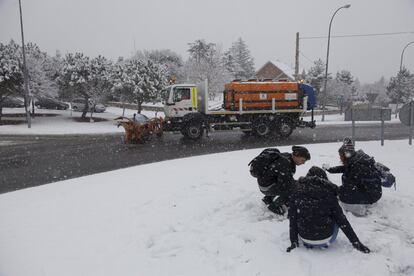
left=163, top=80, right=316, bottom=139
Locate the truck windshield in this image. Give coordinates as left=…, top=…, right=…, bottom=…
left=173, top=87, right=191, bottom=102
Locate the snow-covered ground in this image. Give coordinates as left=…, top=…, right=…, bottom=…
left=0, top=107, right=161, bottom=135
left=0, top=106, right=401, bottom=135
left=0, top=140, right=413, bottom=276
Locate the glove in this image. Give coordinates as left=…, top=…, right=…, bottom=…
left=262, top=196, right=275, bottom=205
left=352, top=241, right=370, bottom=253
left=286, top=242, right=299, bottom=252
left=268, top=202, right=285, bottom=215
left=322, top=163, right=330, bottom=171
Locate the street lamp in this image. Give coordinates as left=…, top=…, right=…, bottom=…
left=400, top=41, right=414, bottom=71
left=18, top=0, right=31, bottom=128
left=321, top=4, right=351, bottom=122
left=395, top=41, right=414, bottom=118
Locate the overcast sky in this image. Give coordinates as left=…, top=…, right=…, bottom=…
left=1, top=0, right=413, bottom=83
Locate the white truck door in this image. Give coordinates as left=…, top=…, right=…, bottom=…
left=170, top=86, right=195, bottom=117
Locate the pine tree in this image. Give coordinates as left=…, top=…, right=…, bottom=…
left=387, top=68, right=414, bottom=105
left=336, top=70, right=354, bottom=86
left=224, top=38, right=255, bottom=79
left=184, top=40, right=231, bottom=98
left=305, top=59, right=326, bottom=98
left=188, top=40, right=216, bottom=64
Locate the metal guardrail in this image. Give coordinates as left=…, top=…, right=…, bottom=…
left=302, top=110, right=340, bottom=116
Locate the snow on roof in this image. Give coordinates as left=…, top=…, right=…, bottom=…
left=270, top=60, right=296, bottom=80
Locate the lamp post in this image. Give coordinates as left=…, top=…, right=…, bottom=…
left=321, top=4, right=351, bottom=122
left=18, top=0, right=31, bottom=128
left=395, top=41, right=414, bottom=118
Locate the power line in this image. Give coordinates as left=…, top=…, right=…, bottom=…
left=299, top=51, right=314, bottom=65
left=300, top=31, right=414, bottom=40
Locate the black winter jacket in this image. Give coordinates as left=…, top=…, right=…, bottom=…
left=257, top=152, right=296, bottom=203
left=328, top=150, right=382, bottom=204
left=289, top=176, right=360, bottom=244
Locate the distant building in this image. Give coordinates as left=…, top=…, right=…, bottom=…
left=255, top=60, right=296, bottom=81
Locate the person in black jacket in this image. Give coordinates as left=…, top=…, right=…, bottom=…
left=323, top=138, right=382, bottom=212
left=287, top=166, right=370, bottom=253
left=259, top=146, right=311, bottom=215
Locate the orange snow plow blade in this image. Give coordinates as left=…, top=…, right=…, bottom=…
left=115, top=116, right=163, bottom=144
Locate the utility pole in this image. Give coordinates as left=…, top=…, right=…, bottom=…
left=295, top=32, right=299, bottom=81
left=18, top=0, right=31, bottom=128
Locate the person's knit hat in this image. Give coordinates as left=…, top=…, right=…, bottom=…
left=338, top=137, right=355, bottom=157
left=292, top=146, right=311, bottom=160
left=306, top=166, right=328, bottom=180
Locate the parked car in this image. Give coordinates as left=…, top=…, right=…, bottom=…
left=1, top=97, right=25, bottom=108
left=71, top=98, right=106, bottom=113
left=94, top=103, right=106, bottom=113
left=35, top=97, right=69, bottom=110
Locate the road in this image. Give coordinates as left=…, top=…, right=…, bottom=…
left=0, top=123, right=411, bottom=194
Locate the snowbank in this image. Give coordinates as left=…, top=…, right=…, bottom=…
left=0, top=140, right=413, bottom=275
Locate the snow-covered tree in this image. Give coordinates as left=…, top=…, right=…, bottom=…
left=88, top=55, right=113, bottom=110
left=359, top=77, right=388, bottom=106
left=111, top=61, right=135, bottom=105
left=23, top=43, right=60, bottom=102
left=144, top=59, right=169, bottom=101
left=305, top=59, right=326, bottom=98
left=184, top=39, right=231, bottom=98
left=336, top=70, right=354, bottom=86
left=134, top=49, right=184, bottom=83
left=332, top=70, right=355, bottom=97
left=0, top=41, right=64, bottom=117
left=323, top=70, right=356, bottom=108
left=112, top=58, right=167, bottom=113
left=0, top=41, right=23, bottom=120
left=58, top=53, right=91, bottom=118
left=58, top=53, right=113, bottom=119
left=43, top=51, right=64, bottom=97
left=387, top=68, right=414, bottom=106
left=188, top=39, right=216, bottom=65
left=223, top=38, right=255, bottom=79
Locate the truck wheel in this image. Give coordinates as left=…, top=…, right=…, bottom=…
left=253, top=119, right=272, bottom=137
left=277, top=119, right=294, bottom=138
left=184, top=122, right=204, bottom=140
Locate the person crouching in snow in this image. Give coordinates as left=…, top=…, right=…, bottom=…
left=260, top=146, right=311, bottom=215
left=323, top=138, right=382, bottom=216
left=287, top=166, right=370, bottom=253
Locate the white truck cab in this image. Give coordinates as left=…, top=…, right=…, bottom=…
left=163, top=84, right=198, bottom=118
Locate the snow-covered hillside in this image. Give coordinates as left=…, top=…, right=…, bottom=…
left=0, top=140, right=413, bottom=276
